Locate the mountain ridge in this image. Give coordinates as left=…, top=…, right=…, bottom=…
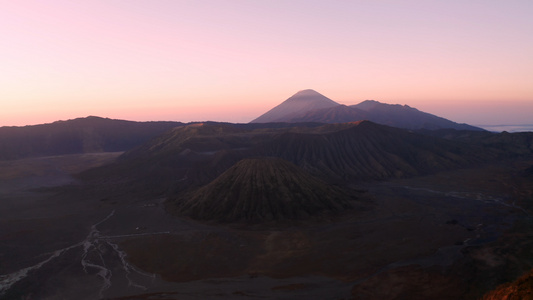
left=351, top=100, right=481, bottom=131
left=0, top=116, right=183, bottom=160
left=251, top=90, right=484, bottom=131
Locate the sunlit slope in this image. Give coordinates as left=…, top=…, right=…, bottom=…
left=251, top=89, right=339, bottom=123
left=481, top=268, right=533, bottom=300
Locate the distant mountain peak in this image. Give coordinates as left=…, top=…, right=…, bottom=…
left=251, top=92, right=483, bottom=131
left=355, top=100, right=381, bottom=111
left=250, top=90, right=339, bottom=123
left=292, top=89, right=322, bottom=97
left=286, top=89, right=336, bottom=102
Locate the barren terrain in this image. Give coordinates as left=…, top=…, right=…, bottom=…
left=1, top=153, right=532, bottom=299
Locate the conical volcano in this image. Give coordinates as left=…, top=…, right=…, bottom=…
left=250, top=89, right=339, bottom=123
left=169, top=157, right=354, bottom=222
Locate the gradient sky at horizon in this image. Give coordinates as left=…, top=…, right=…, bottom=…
left=1, top=0, right=532, bottom=126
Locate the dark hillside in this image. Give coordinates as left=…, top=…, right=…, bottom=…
left=420, top=129, right=533, bottom=157
left=284, top=105, right=368, bottom=124
left=80, top=121, right=499, bottom=199
left=0, top=116, right=182, bottom=160
left=262, top=121, right=492, bottom=181
left=352, top=100, right=483, bottom=131
left=168, top=158, right=356, bottom=222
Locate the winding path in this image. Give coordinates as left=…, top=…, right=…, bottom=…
left=0, top=210, right=169, bottom=298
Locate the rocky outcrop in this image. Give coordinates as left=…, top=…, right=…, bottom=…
left=481, top=269, right=533, bottom=300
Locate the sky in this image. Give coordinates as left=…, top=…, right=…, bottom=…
left=1, top=0, right=532, bottom=127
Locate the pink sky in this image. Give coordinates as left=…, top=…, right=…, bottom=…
left=1, top=0, right=532, bottom=126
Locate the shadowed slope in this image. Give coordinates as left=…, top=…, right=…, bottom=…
left=352, top=100, right=483, bottom=131
left=262, top=121, right=491, bottom=180
left=284, top=105, right=368, bottom=124
left=0, top=116, right=182, bottom=160
left=120, top=122, right=250, bottom=160
left=169, top=158, right=355, bottom=222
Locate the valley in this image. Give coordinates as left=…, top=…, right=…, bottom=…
left=1, top=151, right=531, bottom=299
